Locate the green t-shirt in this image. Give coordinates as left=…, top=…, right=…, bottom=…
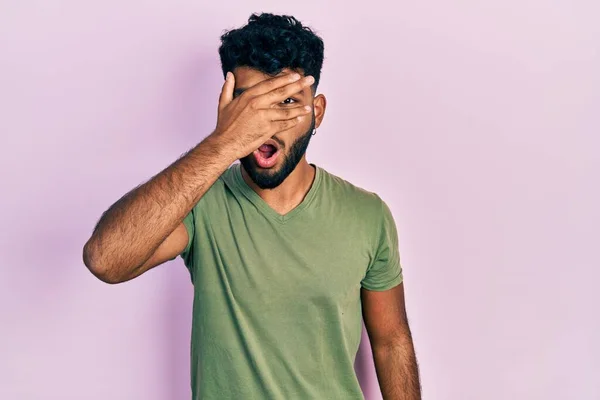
left=180, top=162, right=403, bottom=399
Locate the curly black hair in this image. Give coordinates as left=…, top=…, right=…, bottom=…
left=218, top=13, right=325, bottom=90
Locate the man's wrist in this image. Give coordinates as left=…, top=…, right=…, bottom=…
left=200, top=131, right=241, bottom=165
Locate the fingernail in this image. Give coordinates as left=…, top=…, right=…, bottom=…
left=291, top=73, right=301, bottom=81
left=306, top=76, right=314, bottom=84
left=226, top=72, right=232, bottom=80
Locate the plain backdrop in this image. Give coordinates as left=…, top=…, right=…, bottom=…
left=1, top=1, right=599, bottom=399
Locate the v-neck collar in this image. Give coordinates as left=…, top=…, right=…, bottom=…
left=231, top=162, right=323, bottom=224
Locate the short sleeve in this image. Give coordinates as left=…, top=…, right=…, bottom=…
left=360, top=197, right=404, bottom=291
left=180, top=208, right=195, bottom=268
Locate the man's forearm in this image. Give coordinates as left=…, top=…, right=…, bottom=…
left=372, top=338, right=421, bottom=400
left=83, top=134, right=236, bottom=280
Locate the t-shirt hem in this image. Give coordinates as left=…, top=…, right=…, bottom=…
left=360, top=272, right=403, bottom=291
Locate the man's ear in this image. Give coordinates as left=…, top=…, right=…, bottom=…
left=313, top=94, right=327, bottom=129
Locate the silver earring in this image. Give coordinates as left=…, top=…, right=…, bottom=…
left=311, top=129, right=317, bottom=136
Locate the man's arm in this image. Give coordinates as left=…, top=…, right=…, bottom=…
left=82, top=134, right=236, bottom=284
left=82, top=71, right=314, bottom=284
left=361, top=282, right=421, bottom=400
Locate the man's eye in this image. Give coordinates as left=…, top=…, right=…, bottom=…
left=281, top=98, right=297, bottom=105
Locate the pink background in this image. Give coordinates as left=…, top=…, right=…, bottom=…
left=1, top=1, right=599, bottom=399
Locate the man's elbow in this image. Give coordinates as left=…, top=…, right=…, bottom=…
left=82, top=240, right=126, bottom=284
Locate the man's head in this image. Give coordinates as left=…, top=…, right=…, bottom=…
left=218, top=13, right=326, bottom=189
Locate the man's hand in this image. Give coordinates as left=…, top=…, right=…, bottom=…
left=210, top=71, right=314, bottom=160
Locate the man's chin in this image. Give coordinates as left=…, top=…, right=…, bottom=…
left=240, top=158, right=284, bottom=189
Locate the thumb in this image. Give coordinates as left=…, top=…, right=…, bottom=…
left=218, top=71, right=235, bottom=112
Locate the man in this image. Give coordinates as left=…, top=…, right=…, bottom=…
left=83, top=12, right=421, bottom=400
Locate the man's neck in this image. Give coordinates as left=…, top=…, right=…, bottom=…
left=241, top=160, right=316, bottom=215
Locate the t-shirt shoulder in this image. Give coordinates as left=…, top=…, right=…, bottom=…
left=321, top=169, right=404, bottom=291
left=321, top=168, right=382, bottom=213
left=360, top=194, right=403, bottom=291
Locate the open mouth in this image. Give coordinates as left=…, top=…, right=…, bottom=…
left=253, top=140, right=281, bottom=168
left=258, top=143, right=278, bottom=158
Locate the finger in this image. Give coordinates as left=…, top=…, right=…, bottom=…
left=218, top=72, right=235, bottom=112
left=244, top=72, right=302, bottom=97
left=272, top=115, right=304, bottom=133
left=266, top=105, right=312, bottom=121
left=260, top=75, right=315, bottom=107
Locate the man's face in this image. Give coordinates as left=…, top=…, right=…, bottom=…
left=233, top=67, right=316, bottom=190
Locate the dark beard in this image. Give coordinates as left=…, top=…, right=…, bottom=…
left=240, top=114, right=316, bottom=190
